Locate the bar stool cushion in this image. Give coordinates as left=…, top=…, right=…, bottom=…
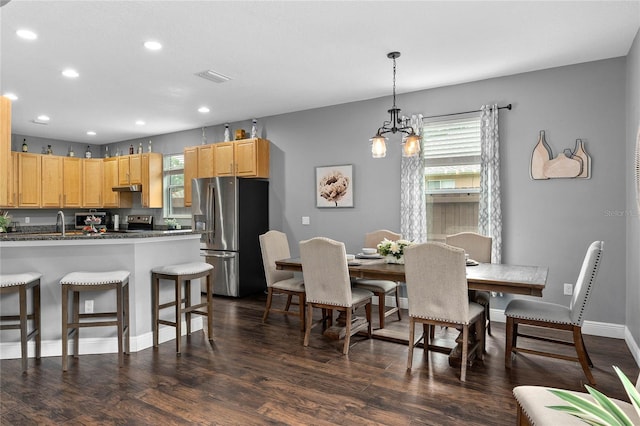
left=151, top=262, right=213, bottom=276
left=61, top=271, right=130, bottom=285
left=1, top=272, right=42, bottom=287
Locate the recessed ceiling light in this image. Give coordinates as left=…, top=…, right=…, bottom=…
left=144, top=41, right=162, bottom=51
left=136, top=120, right=145, bottom=126
left=198, top=106, right=210, bottom=113
left=62, top=69, right=79, bottom=78
left=87, top=131, right=96, bottom=136
left=16, top=29, right=37, bottom=40
left=3, top=93, right=18, bottom=101
left=37, top=115, right=50, bottom=121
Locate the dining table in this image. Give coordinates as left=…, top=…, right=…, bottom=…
left=275, top=257, right=549, bottom=365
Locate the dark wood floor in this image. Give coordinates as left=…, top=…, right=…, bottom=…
left=1, top=293, right=638, bottom=425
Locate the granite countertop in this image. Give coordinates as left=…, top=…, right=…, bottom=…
left=0, top=229, right=196, bottom=241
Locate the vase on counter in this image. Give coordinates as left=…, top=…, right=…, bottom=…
left=385, top=255, right=404, bottom=264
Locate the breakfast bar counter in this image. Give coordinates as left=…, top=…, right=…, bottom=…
left=0, top=232, right=204, bottom=361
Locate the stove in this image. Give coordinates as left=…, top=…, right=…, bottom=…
left=125, top=215, right=154, bottom=232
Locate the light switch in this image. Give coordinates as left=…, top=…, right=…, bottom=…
left=302, top=216, right=310, bottom=225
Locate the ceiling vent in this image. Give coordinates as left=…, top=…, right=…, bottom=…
left=195, top=69, right=232, bottom=84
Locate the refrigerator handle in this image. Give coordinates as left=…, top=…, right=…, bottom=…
left=207, top=182, right=215, bottom=244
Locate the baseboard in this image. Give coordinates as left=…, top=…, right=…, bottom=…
left=625, top=327, right=640, bottom=366
left=0, top=317, right=203, bottom=360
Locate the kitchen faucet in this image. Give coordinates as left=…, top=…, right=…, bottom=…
left=56, top=210, right=65, bottom=237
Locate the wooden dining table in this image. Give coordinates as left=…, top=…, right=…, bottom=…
left=275, top=257, right=548, bottom=296
left=275, top=257, right=548, bottom=364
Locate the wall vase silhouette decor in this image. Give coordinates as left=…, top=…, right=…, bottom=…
left=530, top=130, right=591, bottom=180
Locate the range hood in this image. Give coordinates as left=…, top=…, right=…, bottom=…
left=112, top=184, right=142, bottom=192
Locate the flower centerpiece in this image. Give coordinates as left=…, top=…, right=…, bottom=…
left=82, top=215, right=102, bottom=234
left=377, top=238, right=414, bottom=264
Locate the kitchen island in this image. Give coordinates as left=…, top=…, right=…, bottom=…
left=0, top=231, right=205, bottom=361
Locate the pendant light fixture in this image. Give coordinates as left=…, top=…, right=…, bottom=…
left=370, top=51, right=421, bottom=158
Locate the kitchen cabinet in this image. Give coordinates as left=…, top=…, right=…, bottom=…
left=0, top=97, right=10, bottom=207
left=141, top=153, right=162, bottom=208
left=118, top=154, right=142, bottom=185
left=17, top=153, right=41, bottom=207
left=103, top=158, right=132, bottom=208
left=63, top=157, right=83, bottom=208
left=213, top=138, right=269, bottom=178
left=41, top=155, right=63, bottom=207
left=83, top=159, right=103, bottom=208
left=235, top=138, right=269, bottom=177
left=7, top=152, right=18, bottom=207
left=198, top=144, right=215, bottom=177
left=184, top=146, right=197, bottom=207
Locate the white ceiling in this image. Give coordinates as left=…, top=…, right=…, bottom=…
left=1, top=0, right=639, bottom=145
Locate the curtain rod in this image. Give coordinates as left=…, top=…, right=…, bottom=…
left=423, top=103, right=512, bottom=120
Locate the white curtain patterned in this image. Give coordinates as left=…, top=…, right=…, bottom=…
left=478, top=104, right=502, bottom=263
left=400, top=114, right=426, bottom=243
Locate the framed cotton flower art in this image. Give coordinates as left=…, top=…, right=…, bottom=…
left=316, top=164, right=354, bottom=208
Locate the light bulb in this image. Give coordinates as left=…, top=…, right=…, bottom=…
left=371, top=135, right=387, bottom=158
left=402, top=134, right=421, bottom=157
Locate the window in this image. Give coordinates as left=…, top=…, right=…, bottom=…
left=423, top=114, right=481, bottom=242
left=163, top=154, right=189, bottom=218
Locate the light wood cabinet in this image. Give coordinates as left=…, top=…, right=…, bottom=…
left=198, top=144, right=215, bottom=177
left=83, top=159, right=103, bottom=208
left=8, top=152, right=18, bottom=207
left=63, top=157, right=83, bottom=208
left=235, top=138, right=269, bottom=177
left=0, top=97, right=10, bottom=207
left=18, top=153, right=41, bottom=207
left=214, top=139, right=269, bottom=177
left=103, top=157, right=132, bottom=208
left=41, top=155, right=63, bottom=207
left=184, top=146, right=198, bottom=207
left=141, top=153, right=162, bottom=208
left=118, top=154, right=142, bottom=185
left=213, top=142, right=235, bottom=176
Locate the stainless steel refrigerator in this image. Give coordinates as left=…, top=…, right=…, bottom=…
left=192, top=177, right=269, bottom=297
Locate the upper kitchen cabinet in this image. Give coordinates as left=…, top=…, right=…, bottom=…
left=103, top=157, right=132, bottom=208
left=214, top=138, right=270, bottom=178
left=63, top=157, right=83, bottom=208
left=234, top=138, right=269, bottom=177
left=141, top=153, right=162, bottom=208
left=41, top=155, right=63, bottom=207
left=0, top=97, right=11, bottom=207
left=17, top=153, right=41, bottom=207
left=83, top=159, right=103, bottom=208
left=118, top=154, right=142, bottom=185
left=184, top=146, right=197, bottom=207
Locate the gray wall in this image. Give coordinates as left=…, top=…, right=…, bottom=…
left=626, top=30, right=640, bottom=350
left=8, top=57, right=631, bottom=332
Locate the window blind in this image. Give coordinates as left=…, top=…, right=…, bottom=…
left=423, top=115, right=481, bottom=167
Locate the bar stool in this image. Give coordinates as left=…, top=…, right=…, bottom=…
left=151, top=262, right=214, bottom=354
left=0, top=273, right=42, bottom=373
left=60, top=270, right=130, bottom=371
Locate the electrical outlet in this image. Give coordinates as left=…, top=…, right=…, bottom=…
left=24, top=217, right=30, bottom=224
left=563, top=283, right=573, bottom=296
left=302, top=216, right=310, bottom=225
left=85, top=300, right=94, bottom=313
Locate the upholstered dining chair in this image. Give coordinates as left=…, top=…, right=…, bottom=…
left=259, top=230, right=306, bottom=330
left=299, top=237, right=372, bottom=355
left=353, top=229, right=402, bottom=329
left=445, top=232, right=493, bottom=335
left=512, top=373, right=640, bottom=425
left=404, top=242, right=485, bottom=382
left=505, top=240, right=604, bottom=385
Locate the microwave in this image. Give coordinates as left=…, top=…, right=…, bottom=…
left=74, top=211, right=112, bottom=230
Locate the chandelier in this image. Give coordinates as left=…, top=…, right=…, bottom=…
left=370, top=52, right=421, bottom=158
